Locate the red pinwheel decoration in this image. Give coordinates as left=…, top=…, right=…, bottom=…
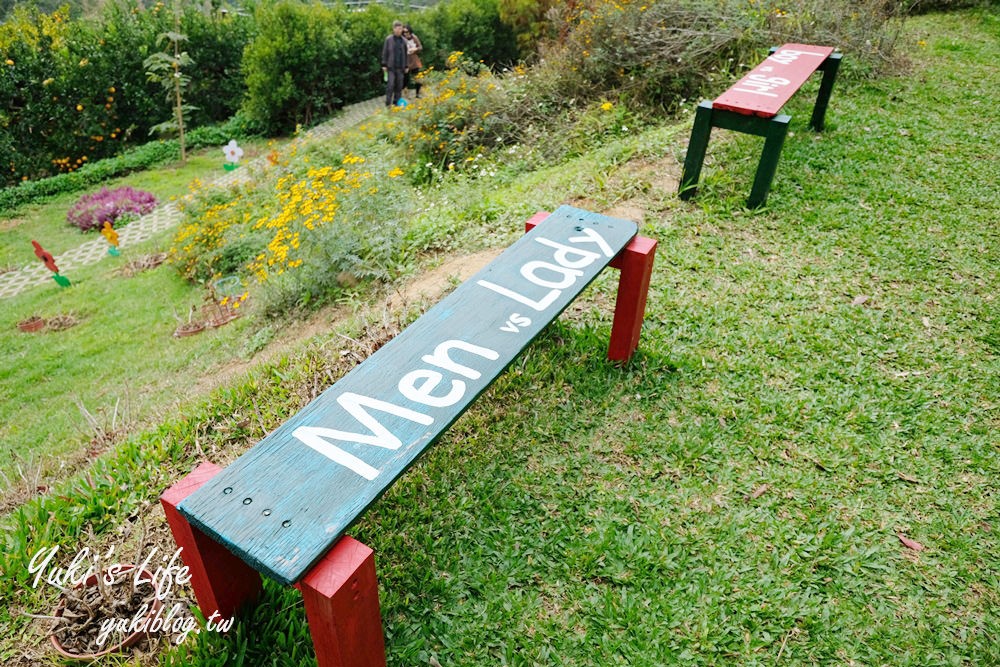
left=32, top=240, right=58, bottom=273
left=31, top=240, right=71, bottom=287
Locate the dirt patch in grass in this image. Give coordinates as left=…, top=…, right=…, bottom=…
left=115, top=253, right=168, bottom=278
left=571, top=153, right=682, bottom=224
left=0, top=217, right=26, bottom=232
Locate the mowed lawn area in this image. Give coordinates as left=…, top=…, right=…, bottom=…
left=1, top=8, right=997, bottom=667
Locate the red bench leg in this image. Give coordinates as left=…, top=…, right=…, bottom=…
left=164, top=463, right=388, bottom=665
left=298, top=537, right=388, bottom=667
left=160, top=462, right=263, bottom=620
left=608, top=235, right=658, bottom=362
left=525, top=214, right=656, bottom=362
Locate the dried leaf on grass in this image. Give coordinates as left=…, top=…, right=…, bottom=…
left=897, top=533, right=925, bottom=552
left=51, top=570, right=157, bottom=655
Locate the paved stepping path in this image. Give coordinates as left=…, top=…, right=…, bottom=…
left=0, top=97, right=384, bottom=300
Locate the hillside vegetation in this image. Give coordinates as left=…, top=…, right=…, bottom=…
left=0, top=4, right=997, bottom=666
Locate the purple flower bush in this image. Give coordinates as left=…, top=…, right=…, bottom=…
left=66, top=186, right=158, bottom=232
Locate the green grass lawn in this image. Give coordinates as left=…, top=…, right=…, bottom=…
left=1, top=8, right=998, bottom=667
left=0, top=251, right=256, bottom=470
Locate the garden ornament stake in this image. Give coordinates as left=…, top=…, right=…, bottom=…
left=223, top=140, right=243, bottom=172
left=101, top=222, right=120, bottom=256
left=32, top=240, right=71, bottom=287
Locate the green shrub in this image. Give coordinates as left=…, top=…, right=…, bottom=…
left=239, top=0, right=519, bottom=136
left=241, top=1, right=355, bottom=135
left=182, top=8, right=256, bottom=127
left=78, top=0, right=167, bottom=153
left=0, top=0, right=254, bottom=187
left=0, top=115, right=256, bottom=214
left=498, top=0, right=557, bottom=58
left=0, top=2, right=172, bottom=185
left=423, top=0, right=519, bottom=67
left=0, top=6, right=95, bottom=182
left=338, top=4, right=396, bottom=105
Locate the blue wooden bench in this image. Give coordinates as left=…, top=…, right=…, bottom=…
left=679, top=43, right=842, bottom=208
left=161, top=206, right=657, bottom=667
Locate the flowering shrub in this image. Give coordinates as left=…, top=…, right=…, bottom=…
left=535, top=0, right=906, bottom=108
left=66, top=186, right=157, bottom=232
left=170, top=135, right=412, bottom=316
left=379, top=52, right=505, bottom=182
left=384, top=0, right=907, bottom=183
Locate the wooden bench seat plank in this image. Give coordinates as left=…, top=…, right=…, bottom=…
left=178, top=206, right=638, bottom=585
left=712, top=44, right=834, bottom=118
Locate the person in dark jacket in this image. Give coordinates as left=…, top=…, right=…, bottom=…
left=381, top=20, right=408, bottom=108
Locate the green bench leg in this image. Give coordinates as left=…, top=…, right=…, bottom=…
left=679, top=100, right=714, bottom=200
left=747, top=114, right=791, bottom=209
left=810, top=53, right=842, bottom=131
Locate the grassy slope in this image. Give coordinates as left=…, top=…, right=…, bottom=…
left=1, top=9, right=997, bottom=666
left=169, top=10, right=1000, bottom=666
left=0, top=256, right=256, bottom=458
left=382, top=13, right=997, bottom=665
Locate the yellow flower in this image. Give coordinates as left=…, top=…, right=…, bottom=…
left=4, top=59, right=13, bottom=66
left=76, top=104, right=83, bottom=111
left=600, top=101, right=614, bottom=111
left=388, top=167, right=404, bottom=178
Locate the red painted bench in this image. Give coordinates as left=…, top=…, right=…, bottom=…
left=160, top=207, right=657, bottom=666
left=679, top=44, right=842, bottom=208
